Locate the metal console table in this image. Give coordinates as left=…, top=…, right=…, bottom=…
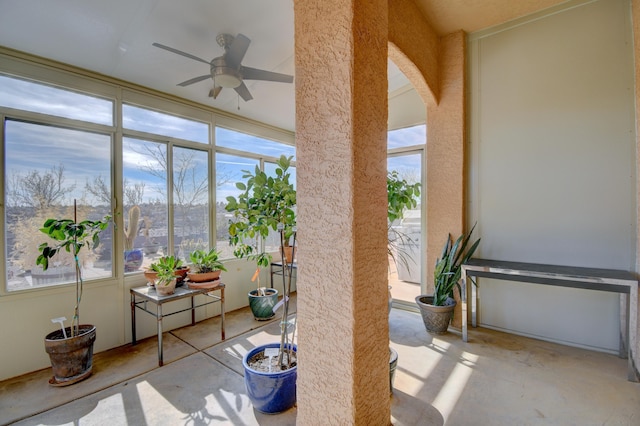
left=461, top=258, right=638, bottom=381
left=131, top=282, right=225, bottom=366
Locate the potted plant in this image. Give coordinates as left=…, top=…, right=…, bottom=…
left=386, top=170, right=421, bottom=309
left=226, top=155, right=297, bottom=413
left=36, top=201, right=111, bottom=386
left=146, top=255, right=183, bottom=296
left=226, top=154, right=296, bottom=321
left=242, top=226, right=298, bottom=413
left=144, top=255, right=188, bottom=287
left=123, top=205, right=143, bottom=272
left=187, top=248, right=227, bottom=282
left=416, top=224, right=480, bottom=334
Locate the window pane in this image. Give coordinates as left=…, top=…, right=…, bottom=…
left=0, top=74, right=113, bottom=125
left=215, top=153, right=260, bottom=259
left=387, top=124, right=426, bottom=149
left=387, top=152, right=422, bottom=304
left=123, top=104, right=209, bottom=144
left=122, top=137, right=168, bottom=273
left=5, top=119, right=113, bottom=291
left=173, top=147, right=209, bottom=260
left=216, top=127, right=295, bottom=159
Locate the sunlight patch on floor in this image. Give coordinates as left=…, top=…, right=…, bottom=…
left=431, top=351, right=479, bottom=422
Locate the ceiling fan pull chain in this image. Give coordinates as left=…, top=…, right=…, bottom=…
left=237, top=93, right=240, bottom=111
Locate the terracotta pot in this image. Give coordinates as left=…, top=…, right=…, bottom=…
left=282, top=246, right=295, bottom=264
left=144, top=267, right=190, bottom=285
left=187, top=270, right=221, bottom=283
left=44, top=324, right=96, bottom=386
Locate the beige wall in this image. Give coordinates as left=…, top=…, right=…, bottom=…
left=468, top=0, right=636, bottom=353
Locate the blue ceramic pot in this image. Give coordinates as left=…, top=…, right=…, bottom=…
left=124, top=249, right=143, bottom=272
left=243, top=342, right=297, bottom=414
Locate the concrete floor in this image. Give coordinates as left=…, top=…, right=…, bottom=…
left=1, top=297, right=640, bottom=425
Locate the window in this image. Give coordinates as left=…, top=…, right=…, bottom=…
left=215, top=153, right=260, bottom=259
left=216, top=126, right=295, bottom=158
left=123, top=104, right=209, bottom=144
left=173, top=146, right=209, bottom=260
left=121, top=137, right=168, bottom=272
left=0, top=74, right=112, bottom=125
left=387, top=124, right=425, bottom=305
left=388, top=124, right=425, bottom=149
left=121, top=102, right=212, bottom=272
left=5, top=119, right=113, bottom=291
left=1, top=55, right=294, bottom=291
left=215, top=127, right=296, bottom=260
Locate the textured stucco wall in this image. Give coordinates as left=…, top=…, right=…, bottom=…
left=426, top=32, right=467, bottom=329
left=388, top=0, right=440, bottom=104
left=294, top=0, right=391, bottom=424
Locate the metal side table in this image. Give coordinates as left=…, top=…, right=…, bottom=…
left=131, top=282, right=225, bottom=366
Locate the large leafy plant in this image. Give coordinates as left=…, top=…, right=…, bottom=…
left=225, top=154, right=296, bottom=289
left=387, top=171, right=421, bottom=271
left=36, top=203, right=111, bottom=337
left=433, top=224, right=480, bottom=306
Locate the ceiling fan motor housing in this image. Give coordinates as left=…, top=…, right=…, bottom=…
left=211, top=57, right=242, bottom=88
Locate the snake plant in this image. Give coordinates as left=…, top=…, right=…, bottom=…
left=433, top=223, right=480, bottom=306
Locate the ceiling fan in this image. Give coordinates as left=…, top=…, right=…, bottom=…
left=152, top=33, right=293, bottom=102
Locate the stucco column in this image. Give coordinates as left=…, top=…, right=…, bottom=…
left=294, top=1, right=390, bottom=424
left=426, top=31, right=467, bottom=328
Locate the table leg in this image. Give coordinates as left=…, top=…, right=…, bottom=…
left=270, top=263, right=275, bottom=288
left=191, top=295, right=196, bottom=326
left=461, top=268, right=468, bottom=343
left=220, top=287, right=225, bottom=341
left=628, top=283, right=638, bottom=381
left=472, top=278, right=477, bottom=328
left=131, top=292, right=137, bottom=345
left=157, top=303, right=163, bottom=367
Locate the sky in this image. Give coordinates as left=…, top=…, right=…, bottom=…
left=1, top=74, right=425, bottom=207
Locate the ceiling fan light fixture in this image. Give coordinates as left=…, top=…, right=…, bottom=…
left=214, top=70, right=242, bottom=88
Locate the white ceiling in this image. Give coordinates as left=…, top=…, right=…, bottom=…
left=0, top=0, right=567, bottom=133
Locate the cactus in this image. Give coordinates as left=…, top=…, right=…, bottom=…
left=123, top=205, right=140, bottom=251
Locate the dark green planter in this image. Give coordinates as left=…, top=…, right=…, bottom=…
left=248, top=288, right=279, bottom=320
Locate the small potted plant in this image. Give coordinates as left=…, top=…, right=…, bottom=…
left=416, top=224, right=480, bottom=334
left=144, top=255, right=188, bottom=288
left=147, top=255, right=183, bottom=296
left=187, top=248, right=227, bottom=282
left=36, top=201, right=111, bottom=386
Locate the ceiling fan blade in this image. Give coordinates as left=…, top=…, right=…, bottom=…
left=241, top=66, right=293, bottom=83
left=178, top=74, right=211, bottom=87
left=209, top=86, right=223, bottom=99
left=225, top=34, right=251, bottom=68
left=234, top=82, right=253, bottom=102
left=152, top=42, right=210, bottom=65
